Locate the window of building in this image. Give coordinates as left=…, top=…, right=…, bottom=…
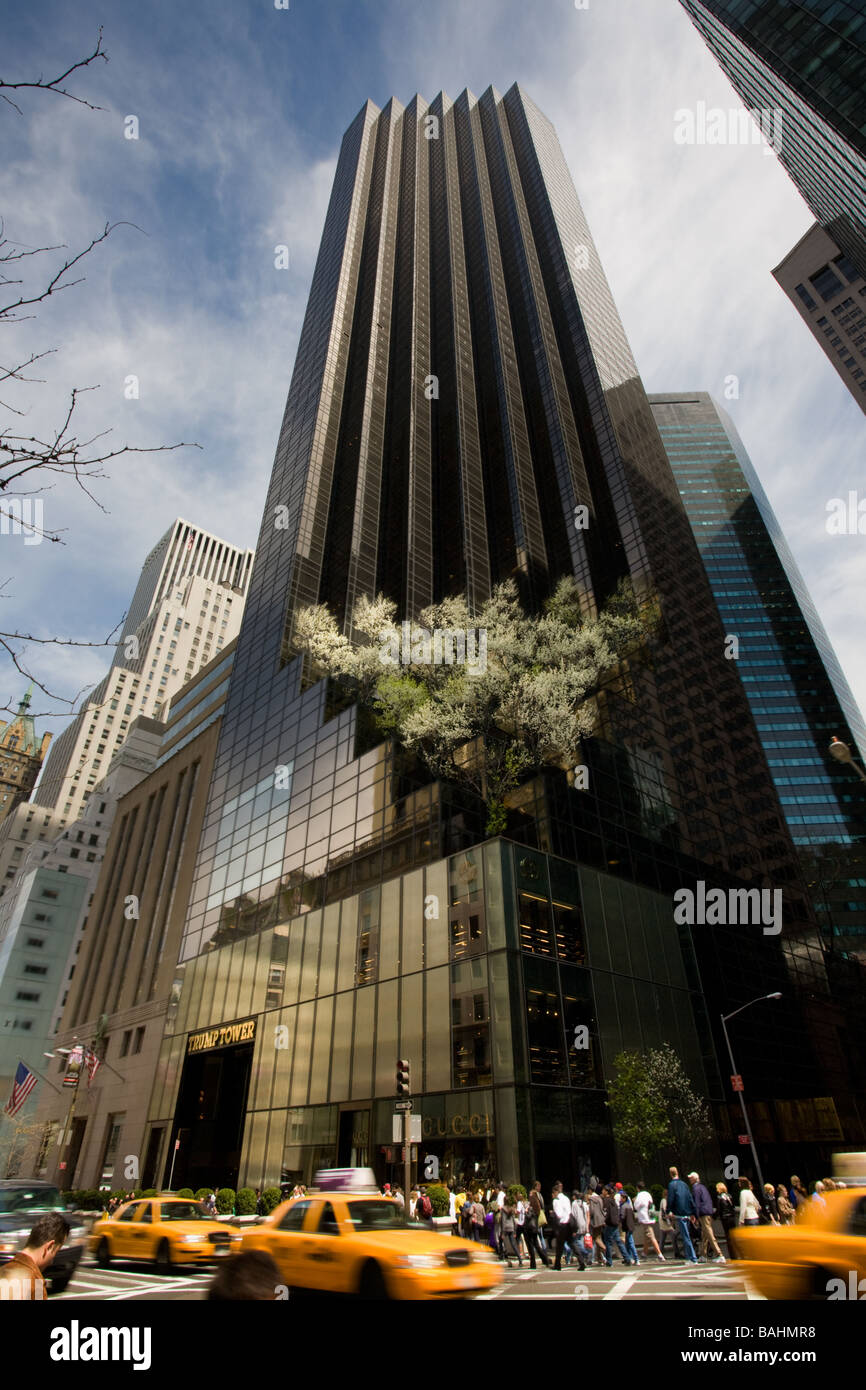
left=26, top=936, right=44, bottom=948
left=16, top=990, right=40, bottom=1002
left=24, top=963, right=48, bottom=975
left=811, top=264, right=845, bottom=302
left=794, top=282, right=816, bottom=311
left=133, top=1027, right=145, bottom=1054
left=120, top=1030, right=132, bottom=1058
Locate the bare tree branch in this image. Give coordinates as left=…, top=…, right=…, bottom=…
left=0, top=28, right=107, bottom=116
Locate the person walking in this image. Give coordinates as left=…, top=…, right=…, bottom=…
left=737, top=1177, right=762, bottom=1226
left=789, top=1175, right=809, bottom=1216
left=568, top=1191, right=588, bottom=1272
left=619, top=1193, right=641, bottom=1266
left=810, top=1180, right=827, bottom=1211
left=471, top=1191, right=486, bottom=1241
left=588, top=1186, right=607, bottom=1266
left=688, top=1171, right=725, bottom=1262
left=760, top=1184, right=780, bottom=1226
left=666, top=1167, right=698, bottom=1264
left=0, top=1212, right=69, bottom=1300
left=656, top=1192, right=680, bottom=1258
left=634, top=1185, right=664, bottom=1260
left=601, top=1184, right=633, bottom=1267
left=715, top=1182, right=737, bottom=1255
left=523, top=1184, right=551, bottom=1269
left=501, top=1199, right=524, bottom=1268
left=775, top=1185, right=794, bottom=1225
left=551, top=1181, right=573, bottom=1272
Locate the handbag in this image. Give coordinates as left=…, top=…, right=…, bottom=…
left=538, top=1208, right=547, bottom=1227
left=583, top=1231, right=593, bottom=1251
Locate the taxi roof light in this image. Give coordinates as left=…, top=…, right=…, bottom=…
left=311, top=1167, right=380, bottom=1194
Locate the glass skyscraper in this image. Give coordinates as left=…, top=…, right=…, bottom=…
left=651, top=392, right=866, bottom=959
left=680, top=1, right=866, bottom=278
left=136, top=86, right=862, bottom=1194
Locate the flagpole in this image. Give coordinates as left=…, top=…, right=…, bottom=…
left=17, top=1056, right=64, bottom=1096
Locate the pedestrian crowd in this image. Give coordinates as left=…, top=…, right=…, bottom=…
left=395, top=1168, right=843, bottom=1270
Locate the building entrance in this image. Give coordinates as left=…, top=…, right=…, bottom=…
left=167, top=1040, right=254, bottom=1193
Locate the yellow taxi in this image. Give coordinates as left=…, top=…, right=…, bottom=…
left=733, top=1186, right=866, bottom=1299
left=89, top=1196, right=241, bottom=1272
left=241, top=1179, right=502, bottom=1299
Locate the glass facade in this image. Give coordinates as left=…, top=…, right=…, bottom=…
left=151, top=842, right=713, bottom=1191
left=651, top=393, right=866, bottom=955
left=680, top=1, right=866, bottom=278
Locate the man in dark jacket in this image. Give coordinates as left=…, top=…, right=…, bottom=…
left=601, top=1186, right=633, bottom=1267
left=687, top=1171, right=724, bottom=1262
left=666, top=1167, right=698, bottom=1264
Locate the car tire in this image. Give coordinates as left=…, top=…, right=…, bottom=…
left=96, top=1238, right=112, bottom=1269
left=50, top=1274, right=71, bottom=1294
left=358, top=1260, right=388, bottom=1300
left=155, top=1239, right=173, bottom=1275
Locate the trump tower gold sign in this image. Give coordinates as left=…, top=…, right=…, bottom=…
left=187, top=1017, right=257, bottom=1054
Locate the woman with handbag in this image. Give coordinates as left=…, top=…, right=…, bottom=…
left=523, top=1185, right=551, bottom=1270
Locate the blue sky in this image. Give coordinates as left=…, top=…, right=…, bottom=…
left=2, top=0, right=864, bottom=740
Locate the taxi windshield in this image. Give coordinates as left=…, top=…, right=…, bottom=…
left=158, top=1202, right=211, bottom=1221
left=346, top=1200, right=403, bottom=1231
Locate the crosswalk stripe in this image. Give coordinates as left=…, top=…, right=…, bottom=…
left=603, top=1274, right=638, bottom=1300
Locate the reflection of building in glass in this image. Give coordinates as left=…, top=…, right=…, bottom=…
left=651, top=392, right=866, bottom=959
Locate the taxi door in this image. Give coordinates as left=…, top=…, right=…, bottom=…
left=111, top=1202, right=149, bottom=1260
left=294, top=1201, right=349, bottom=1293
left=262, top=1199, right=311, bottom=1288
left=126, top=1201, right=156, bottom=1262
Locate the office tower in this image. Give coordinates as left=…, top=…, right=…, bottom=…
left=32, top=520, right=253, bottom=818
left=0, top=718, right=163, bottom=1111
left=26, top=645, right=237, bottom=1190
left=0, top=688, right=52, bottom=825
left=651, top=393, right=866, bottom=965
left=127, top=85, right=858, bottom=1195
left=679, top=2, right=866, bottom=279
left=772, top=223, right=866, bottom=412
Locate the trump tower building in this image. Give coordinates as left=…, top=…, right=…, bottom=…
left=48, top=86, right=864, bottom=1197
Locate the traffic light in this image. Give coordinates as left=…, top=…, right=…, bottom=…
left=396, top=1058, right=410, bottom=1096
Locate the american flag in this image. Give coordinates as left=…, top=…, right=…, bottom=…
left=4, top=1061, right=37, bottom=1117
left=86, top=1049, right=101, bottom=1085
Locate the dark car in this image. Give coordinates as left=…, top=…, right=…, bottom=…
left=0, top=1180, right=86, bottom=1293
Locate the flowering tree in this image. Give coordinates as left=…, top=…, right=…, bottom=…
left=607, top=1043, right=714, bottom=1176
left=293, top=576, right=655, bottom=833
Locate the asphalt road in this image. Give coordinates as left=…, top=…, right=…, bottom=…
left=52, top=1253, right=763, bottom=1302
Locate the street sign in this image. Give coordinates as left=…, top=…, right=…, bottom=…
left=731, top=1075, right=744, bottom=1092
left=393, top=1114, right=422, bottom=1142
left=395, top=1100, right=412, bottom=1111
left=738, top=1134, right=750, bottom=1145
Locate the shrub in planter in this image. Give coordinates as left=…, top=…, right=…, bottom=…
left=650, top=1184, right=665, bottom=1208
left=506, top=1184, right=527, bottom=1205
left=235, top=1187, right=257, bottom=1215
left=195, top=1188, right=211, bottom=1203
left=216, top=1187, right=236, bottom=1215
left=262, top=1188, right=282, bottom=1214
left=176, top=1188, right=195, bottom=1199
left=624, top=1184, right=638, bottom=1201
left=426, top=1184, right=451, bottom=1218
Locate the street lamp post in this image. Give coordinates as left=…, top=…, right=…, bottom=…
left=828, top=737, right=866, bottom=785
left=719, top=993, right=782, bottom=1197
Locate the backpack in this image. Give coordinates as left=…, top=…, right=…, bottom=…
left=418, top=1193, right=433, bottom=1220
